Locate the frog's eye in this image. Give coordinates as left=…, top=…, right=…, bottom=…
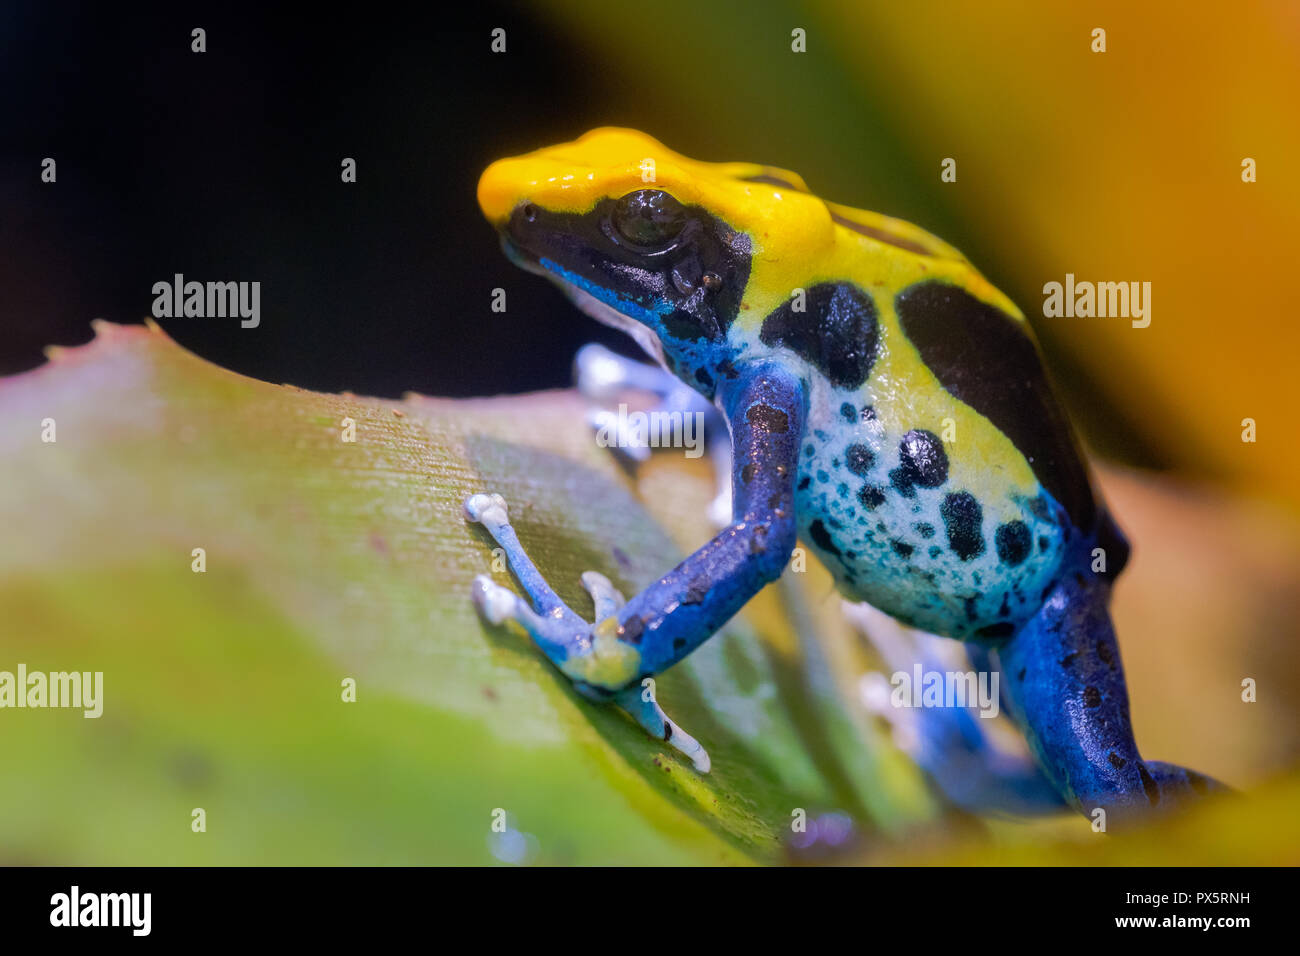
left=612, top=189, right=687, bottom=247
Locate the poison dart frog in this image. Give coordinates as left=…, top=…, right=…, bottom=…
left=464, top=128, right=1219, bottom=822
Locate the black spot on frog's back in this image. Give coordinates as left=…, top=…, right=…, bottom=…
left=994, top=520, right=1032, bottom=566
left=742, top=173, right=806, bottom=192
left=889, top=429, right=948, bottom=496
left=857, top=485, right=886, bottom=509
left=807, top=519, right=842, bottom=558
left=890, top=539, right=914, bottom=558
left=828, top=210, right=933, bottom=256
left=941, top=491, right=984, bottom=561
left=895, top=281, right=1096, bottom=530
left=845, top=444, right=874, bottom=476
left=760, top=282, right=879, bottom=390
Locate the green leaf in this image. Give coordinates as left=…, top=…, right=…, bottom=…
left=9, top=322, right=1291, bottom=866
left=0, top=322, right=932, bottom=865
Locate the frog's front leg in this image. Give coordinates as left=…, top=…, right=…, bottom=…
left=465, top=527, right=711, bottom=770
left=466, top=361, right=805, bottom=771
left=574, top=343, right=732, bottom=526
left=998, top=568, right=1225, bottom=826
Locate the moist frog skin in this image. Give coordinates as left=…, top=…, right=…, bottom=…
left=463, top=127, right=1221, bottom=823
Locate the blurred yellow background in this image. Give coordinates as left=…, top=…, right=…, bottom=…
left=2, top=0, right=1297, bottom=866
left=541, top=0, right=1300, bottom=511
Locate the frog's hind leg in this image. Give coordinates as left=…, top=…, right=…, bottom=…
left=848, top=602, right=1065, bottom=816
left=464, top=494, right=713, bottom=771
left=996, top=568, right=1226, bottom=827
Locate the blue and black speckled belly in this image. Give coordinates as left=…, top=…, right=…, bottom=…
left=794, top=413, right=1075, bottom=643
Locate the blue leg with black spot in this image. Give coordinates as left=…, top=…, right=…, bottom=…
left=997, top=564, right=1226, bottom=827
left=468, top=361, right=806, bottom=771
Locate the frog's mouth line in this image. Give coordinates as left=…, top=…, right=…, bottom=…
left=500, top=236, right=668, bottom=369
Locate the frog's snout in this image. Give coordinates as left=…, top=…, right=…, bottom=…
left=476, top=156, right=528, bottom=227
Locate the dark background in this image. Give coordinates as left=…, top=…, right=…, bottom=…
left=1, top=1, right=642, bottom=397
left=8, top=1, right=1265, bottom=481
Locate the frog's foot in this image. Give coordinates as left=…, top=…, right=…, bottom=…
left=576, top=344, right=665, bottom=465
left=465, top=493, right=590, bottom=662
left=589, top=567, right=709, bottom=772
left=585, top=408, right=652, bottom=464
left=614, top=683, right=711, bottom=773
left=574, top=342, right=677, bottom=402
left=465, top=493, right=711, bottom=773
left=847, top=602, right=1065, bottom=816
left=574, top=343, right=732, bottom=528
left=579, top=569, right=625, bottom=622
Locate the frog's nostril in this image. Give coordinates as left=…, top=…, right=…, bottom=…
left=521, top=203, right=539, bottom=223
